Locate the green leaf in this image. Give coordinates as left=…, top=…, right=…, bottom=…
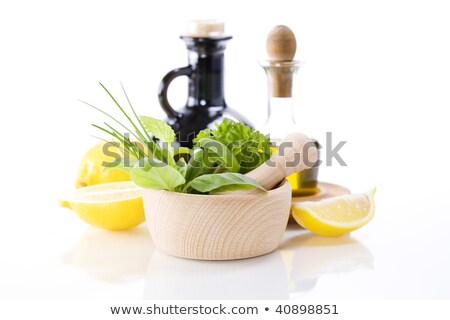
left=130, top=158, right=185, bottom=191
left=81, top=99, right=140, bottom=143
left=183, top=150, right=207, bottom=187
left=84, top=83, right=157, bottom=160
left=175, top=157, right=187, bottom=178
left=139, top=116, right=176, bottom=143
left=99, top=83, right=149, bottom=143
left=196, top=138, right=240, bottom=173
left=189, top=172, right=266, bottom=193
left=120, top=82, right=153, bottom=143
left=193, top=128, right=212, bottom=142
left=193, top=119, right=271, bottom=174
left=174, top=147, right=192, bottom=158
left=138, top=116, right=176, bottom=166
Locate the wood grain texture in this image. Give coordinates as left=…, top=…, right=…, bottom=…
left=250, top=132, right=318, bottom=186
left=266, top=25, right=297, bottom=97
left=143, top=180, right=292, bottom=260
left=266, top=25, right=297, bottom=62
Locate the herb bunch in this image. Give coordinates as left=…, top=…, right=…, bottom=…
left=83, top=84, right=271, bottom=194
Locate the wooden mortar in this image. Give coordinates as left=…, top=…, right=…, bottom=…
left=142, top=180, right=291, bottom=260
left=142, top=132, right=317, bottom=260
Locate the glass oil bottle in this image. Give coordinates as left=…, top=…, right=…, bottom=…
left=259, top=25, right=319, bottom=196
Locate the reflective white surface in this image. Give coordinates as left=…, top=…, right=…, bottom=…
left=1, top=193, right=449, bottom=300
left=143, top=226, right=375, bottom=300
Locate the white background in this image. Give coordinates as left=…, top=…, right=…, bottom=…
left=1, top=0, right=450, bottom=303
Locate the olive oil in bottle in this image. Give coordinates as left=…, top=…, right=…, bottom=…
left=259, top=26, right=319, bottom=197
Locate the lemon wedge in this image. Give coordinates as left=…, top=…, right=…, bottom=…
left=59, top=181, right=145, bottom=231
left=292, top=188, right=376, bottom=236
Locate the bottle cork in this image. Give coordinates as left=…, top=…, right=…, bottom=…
left=266, top=25, right=297, bottom=97
left=186, top=20, right=225, bottom=38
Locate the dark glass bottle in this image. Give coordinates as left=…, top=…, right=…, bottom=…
left=158, top=25, right=252, bottom=147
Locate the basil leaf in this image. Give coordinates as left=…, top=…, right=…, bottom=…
left=175, top=157, right=187, bottom=178
left=196, top=138, right=240, bottom=173
left=138, top=116, right=177, bottom=166
left=130, top=158, right=185, bottom=191
left=190, top=172, right=266, bottom=193
left=173, top=146, right=193, bottom=164
left=139, top=116, right=176, bottom=143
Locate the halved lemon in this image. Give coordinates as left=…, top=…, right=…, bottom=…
left=292, top=188, right=376, bottom=236
left=75, top=141, right=131, bottom=188
left=59, top=181, right=145, bottom=231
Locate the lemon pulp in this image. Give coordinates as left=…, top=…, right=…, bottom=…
left=59, top=181, right=145, bottom=231
left=292, top=188, right=376, bottom=236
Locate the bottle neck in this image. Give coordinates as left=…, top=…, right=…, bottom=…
left=181, top=36, right=231, bottom=109
left=267, top=97, right=296, bottom=124
left=263, top=97, right=296, bottom=143
left=260, top=61, right=301, bottom=143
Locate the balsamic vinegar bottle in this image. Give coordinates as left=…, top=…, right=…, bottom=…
left=158, top=20, right=252, bottom=147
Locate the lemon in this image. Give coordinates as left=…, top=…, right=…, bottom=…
left=292, top=188, right=376, bottom=236
left=76, top=141, right=130, bottom=188
left=59, top=181, right=145, bottom=231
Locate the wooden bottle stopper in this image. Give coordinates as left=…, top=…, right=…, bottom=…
left=266, top=25, right=297, bottom=97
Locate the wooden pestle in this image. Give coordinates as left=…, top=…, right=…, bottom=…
left=247, top=132, right=318, bottom=193
left=217, top=132, right=318, bottom=195
left=266, top=25, right=297, bottom=97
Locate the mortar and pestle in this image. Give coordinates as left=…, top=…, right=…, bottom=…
left=142, top=132, right=318, bottom=260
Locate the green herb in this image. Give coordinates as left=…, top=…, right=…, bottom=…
left=139, top=116, right=176, bottom=143
left=189, top=172, right=266, bottom=193
left=194, top=118, right=271, bottom=173
left=175, top=157, right=188, bottom=178
left=195, top=138, right=240, bottom=173
left=130, top=159, right=185, bottom=192
left=139, top=115, right=176, bottom=167
left=85, top=84, right=268, bottom=194
left=80, top=83, right=157, bottom=160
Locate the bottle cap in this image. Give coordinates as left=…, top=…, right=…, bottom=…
left=263, top=25, right=299, bottom=97
left=186, top=20, right=225, bottom=37
left=266, top=25, right=297, bottom=61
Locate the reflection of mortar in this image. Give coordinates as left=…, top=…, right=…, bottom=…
left=144, top=250, right=289, bottom=300
left=280, top=234, right=374, bottom=293
left=142, top=181, right=291, bottom=260
left=63, top=225, right=154, bottom=282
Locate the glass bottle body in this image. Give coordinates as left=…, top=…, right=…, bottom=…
left=259, top=62, right=319, bottom=196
